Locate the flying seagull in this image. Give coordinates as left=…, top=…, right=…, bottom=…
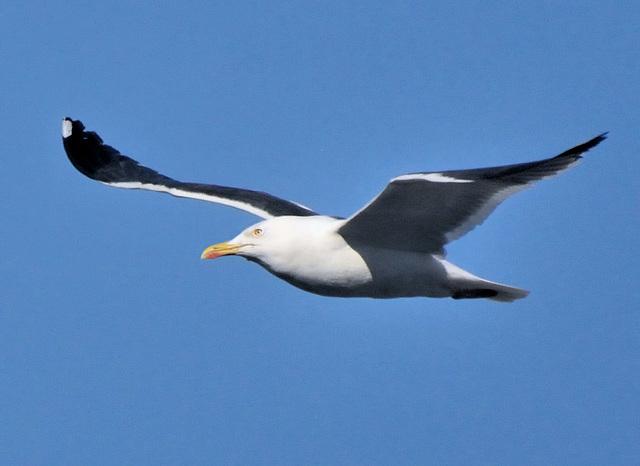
left=62, top=118, right=606, bottom=302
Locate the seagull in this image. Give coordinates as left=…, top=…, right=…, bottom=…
left=62, top=118, right=606, bottom=302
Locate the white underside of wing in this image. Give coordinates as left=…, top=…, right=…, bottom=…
left=392, top=173, right=475, bottom=183
left=444, top=183, right=530, bottom=242
left=107, top=181, right=274, bottom=219
left=540, top=158, right=582, bottom=180
left=443, top=158, right=583, bottom=242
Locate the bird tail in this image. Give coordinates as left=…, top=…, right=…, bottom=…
left=451, top=281, right=530, bottom=302
left=444, top=261, right=530, bottom=302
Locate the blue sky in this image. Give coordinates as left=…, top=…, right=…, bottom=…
left=1, top=1, right=638, bottom=464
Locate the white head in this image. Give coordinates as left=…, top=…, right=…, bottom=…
left=200, top=215, right=341, bottom=271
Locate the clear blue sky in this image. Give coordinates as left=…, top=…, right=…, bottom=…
left=1, top=1, right=638, bottom=464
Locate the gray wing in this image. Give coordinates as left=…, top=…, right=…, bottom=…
left=62, top=118, right=318, bottom=219
left=339, top=134, right=607, bottom=253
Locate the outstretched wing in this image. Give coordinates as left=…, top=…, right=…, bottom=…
left=339, top=133, right=607, bottom=253
left=62, top=118, right=318, bottom=219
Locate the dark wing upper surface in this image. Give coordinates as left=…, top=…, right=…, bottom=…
left=62, top=118, right=318, bottom=219
left=338, top=133, right=607, bottom=253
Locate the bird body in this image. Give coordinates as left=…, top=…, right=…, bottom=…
left=62, top=118, right=606, bottom=302
left=204, top=215, right=528, bottom=301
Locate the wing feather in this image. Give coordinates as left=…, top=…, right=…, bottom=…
left=62, top=118, right=317, bottom=219
left=339, top=134, right=607, bottom=253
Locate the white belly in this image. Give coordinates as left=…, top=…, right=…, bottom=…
left=263, top=241, right=452, bottom=298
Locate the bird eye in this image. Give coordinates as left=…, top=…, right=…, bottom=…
left=253, top=228, right=263, bottom=237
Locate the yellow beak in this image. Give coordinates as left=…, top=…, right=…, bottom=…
left=200, top=242, right=243, bottom=260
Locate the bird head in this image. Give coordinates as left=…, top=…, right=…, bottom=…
left=200, top=221, right=268, bottom=260
left=200, top=216, right=340, bottom=268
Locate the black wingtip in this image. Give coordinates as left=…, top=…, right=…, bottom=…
left=590, top=131, right=608, bottom=146
left=61, top=117, right=118, bottom=180
left=61, top=117, right=180, bottom=186
left=554, top=132, right=608, bottom=161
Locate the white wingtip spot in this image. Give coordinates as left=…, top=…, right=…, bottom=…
left=62, top=118, right=73, bottom=138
